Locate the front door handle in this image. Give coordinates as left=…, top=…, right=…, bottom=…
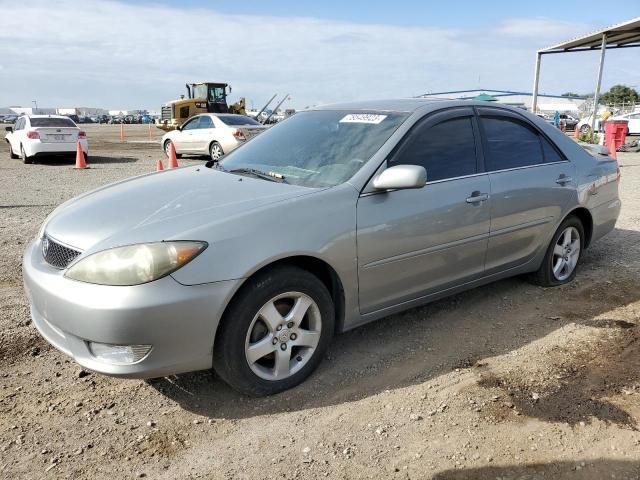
left=466, top=191, right=489, bottom=204
left=555, top=175, right=573, bottom=186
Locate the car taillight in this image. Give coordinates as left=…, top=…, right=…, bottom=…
left=233, top=129, right=246, bottom=140
left=26, top=131, right=40, bottom=139
left=78, top=131, right=86, bottom=138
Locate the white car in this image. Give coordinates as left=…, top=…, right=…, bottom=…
left=161, top=114, right=266, bottom=161
left=610, top=111, right=640, bottom=135
left=5, top=115, right=88, bottom=164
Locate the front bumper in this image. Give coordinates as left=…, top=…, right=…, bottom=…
left=22, top=239, right=240, bottom=378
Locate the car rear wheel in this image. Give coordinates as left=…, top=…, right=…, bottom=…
left=20, top=145, right=33, bottom=164
left=530, top=216, right=584, bottom=287
left=214, top=265, right=334, bottom=396
left=8, top=142, right=18, bottom=159
left=209, top=142, right=224, bottom=161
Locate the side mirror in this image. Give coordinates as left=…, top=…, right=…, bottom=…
left=5, top=126, right=13, bottom=132
left=373, top=164, right=427, bottom=190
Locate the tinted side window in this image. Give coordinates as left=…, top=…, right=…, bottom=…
left=481, top=117, right=543, bottom=171
left=393, top=117, right=477, bottom=182
left=182, top=117, right=200, bottom=130
left=541, top=136, right=565, bottom=163
left=198, top=116, right=213, bottom=128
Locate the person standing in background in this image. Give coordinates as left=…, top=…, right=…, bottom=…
left=599, top=109, right=611, bottom=132
left=553, top=111, right=560, bottom=128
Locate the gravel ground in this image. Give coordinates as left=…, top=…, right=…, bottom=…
left=1, top=125, right=640, bottom=479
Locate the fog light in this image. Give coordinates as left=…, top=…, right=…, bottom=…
left=88, top=342, right=152, bottom=364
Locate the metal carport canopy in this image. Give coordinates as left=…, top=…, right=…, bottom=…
left=531, top=16, right=640, bottom=133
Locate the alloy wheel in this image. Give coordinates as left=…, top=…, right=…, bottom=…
left=210, top=143, right=223, bottom=160
left=244, top=291, right=322, bottom=381
left=552, top=226, right=580, bottom=281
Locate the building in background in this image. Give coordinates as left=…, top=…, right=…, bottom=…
left=417, top=89, right=586, bottom=113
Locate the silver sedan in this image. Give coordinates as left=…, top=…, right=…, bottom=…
left=23, top=99, right=621, bottom=396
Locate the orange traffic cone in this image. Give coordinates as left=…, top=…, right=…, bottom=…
left=74, top=142, right=88, bottom=169
left=168, top=143, right=179, bottom=169
left=609, top=141, right=617, bottom=160
left=120, top=123, right=125, bottom=143
left=573, top=126, right=579, bottom=139
left=156, top=159, right=164, bottom=171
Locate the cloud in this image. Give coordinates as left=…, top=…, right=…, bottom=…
left=0, top=1, right=637, bottom=110
left=496, top=17, right=585, bottom=40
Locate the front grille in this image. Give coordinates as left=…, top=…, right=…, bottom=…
left=42, top=235, right=81, bottom=269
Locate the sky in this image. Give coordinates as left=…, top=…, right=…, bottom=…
left=0, top=0, right=638, bottom=111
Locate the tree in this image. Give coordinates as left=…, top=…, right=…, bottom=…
left=561, top=92, right=582, bottom=98
left=600, top=85, right=639, bottom=105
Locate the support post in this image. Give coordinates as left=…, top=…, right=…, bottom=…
left=531, top=52, right=542, bottom=113
left=590, top=33, right=607, bottom=135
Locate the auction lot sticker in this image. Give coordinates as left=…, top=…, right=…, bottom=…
left=339, top=114, right=387, bottom=124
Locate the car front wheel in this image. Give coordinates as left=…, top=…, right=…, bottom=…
left=163, top=140, right=182, bottom=159
left=214, top=265, right=335, bottom=396
left=530, top=216, right=584, bottom=287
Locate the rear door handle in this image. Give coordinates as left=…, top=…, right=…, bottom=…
left=555, top=175, right=573, bottom=186
left=466, top=192, right=489, bottom=204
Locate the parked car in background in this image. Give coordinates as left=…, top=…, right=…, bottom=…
left=2, top=114, right=18, bottom=124
left=161, top=113, right=266, bottom=160
left=558, top=114, right=578, bottom=131
left=609, top=111, right=640, bottom=135
left=5, top=115, right=88, bottom=164
left=64, top=114, right=81, bottom=124
left=23, top=100, right=620, bottom=396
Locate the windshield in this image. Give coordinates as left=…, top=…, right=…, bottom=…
left=219, top=110, right=407, bottom=188
left=217, top=114, right=261, bottom=126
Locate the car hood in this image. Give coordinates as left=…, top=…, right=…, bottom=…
left=44, top=166, right=315, bottom=252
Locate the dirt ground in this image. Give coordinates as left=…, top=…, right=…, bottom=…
left=1, top=125, right=639, bottom=480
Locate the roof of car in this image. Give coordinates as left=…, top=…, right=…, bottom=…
left=311, top=98, right=526, bottom=114
left=27, top=114, right=73, bottom=119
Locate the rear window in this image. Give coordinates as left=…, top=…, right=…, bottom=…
left=30, top=118, right=77, bottom=128
left=217, top=115, right=261, bottom=126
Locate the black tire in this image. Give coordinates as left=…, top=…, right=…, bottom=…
left=209, top=141, right=224, bottom=161
left=214, top=265, right=335, bottom=396
left=530, top=215, right=585, bottom=287
left=163, top=140, right=182, bottom=159
left=8, top=142, right=18, bottom=159
left=20, top=145, right=33, bottom=164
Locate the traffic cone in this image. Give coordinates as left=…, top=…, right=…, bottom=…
left=156, top=159, right=164, bottom=171
left=74, top=142, right=88, bottom=169
left=609, top=141, right=617, bottom=160
left=573, top=126, right=579, bottom=139
left=168, top=143, right=179, bottom=169
left=120, top=123, right=125, bottom=143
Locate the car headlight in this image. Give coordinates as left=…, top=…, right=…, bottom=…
left=65, top=241, right=207, bottom=286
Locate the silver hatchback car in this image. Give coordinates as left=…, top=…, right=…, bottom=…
left=23, top=100, right=621, bottom=396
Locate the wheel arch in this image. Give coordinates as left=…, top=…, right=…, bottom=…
left=564, top=207, right=594, bottom=248
left=215, top=255, right=346, bottom=345
left=208, top=140, right=223, bottom=155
